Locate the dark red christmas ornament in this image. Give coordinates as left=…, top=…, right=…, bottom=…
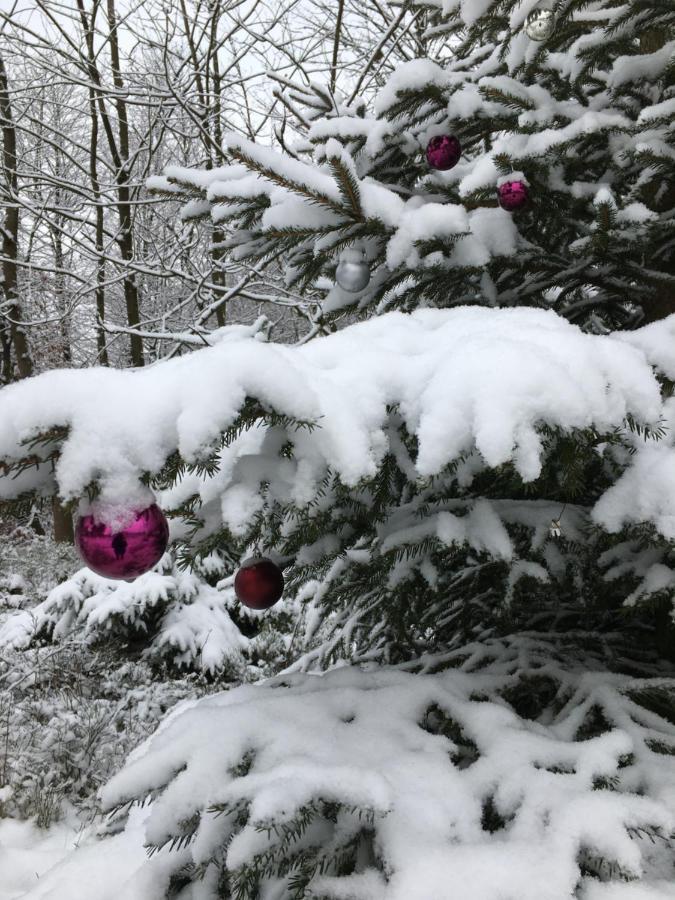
left=497, top=180, right=529, bottom=211
left=426, top=135, right=461, bottom=171
left=234, top=557, right=284, bottom=610
left=75, top=503, right=169, bottom=581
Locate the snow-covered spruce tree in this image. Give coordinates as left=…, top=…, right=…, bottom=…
left=2, top=313, right=675, bottom=895
left=0, top=1, right=674, bottom=897
left=145, top=0, right=675, bottom=664
left=157, top=0, right=674, bottom=332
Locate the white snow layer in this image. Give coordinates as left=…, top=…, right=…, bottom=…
left=0, top=307, right=673, bottom=537
left=0, top=806, right=154, bottom=900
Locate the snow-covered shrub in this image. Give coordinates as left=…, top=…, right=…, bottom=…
left=0, top=518, right=79, bottom=618
left=0, top=641, right=206, bottom=827
left=0, top=550, right=298, bottom=678
left=87, top=634, right=675, bottom=900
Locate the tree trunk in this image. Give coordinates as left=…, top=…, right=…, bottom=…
left=106, top=0, right=143, bottom=366
left=51, top=497, right=74, bottom=544
left=0, top=52, right=33, bottom=379
left=77, top=0, right=110, bottom=366
left=0, top=322, right=11, bottom=384
left=51, top=222, right=71, bottom=364
left=211, top=226, right=227, bottom=327
left=206, top=0, right=226, bottom=326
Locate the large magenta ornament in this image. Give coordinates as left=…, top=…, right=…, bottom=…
left=75, top=504, right=169, bottom=580
left=426, top=135, right=461, bottom=171
left=234, top=557, right=284, bottom=610
left=497, top=180, right=530, bottom=211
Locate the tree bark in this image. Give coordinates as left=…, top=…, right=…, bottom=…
left=0, top=322, right=11, bottom=384
left=0, top=52, right=33, bottom=379
left=211, top=225, right=227, bottom=327
left=88, top=87, right=109, bottom=365
left=51, top=222, right=72, bottom=364
left=51, top=497, right=74, bottom=543
left=77, top=0, right=110, bottom=365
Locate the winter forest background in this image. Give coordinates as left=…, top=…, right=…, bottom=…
left=1, top=0, right=675, bottom=898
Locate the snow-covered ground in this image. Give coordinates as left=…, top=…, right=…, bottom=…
left=0, top=812, right=79, bottom=899
left=0, top=806, right=154, bottom=900
left=0, top=812, right=93, bottom=900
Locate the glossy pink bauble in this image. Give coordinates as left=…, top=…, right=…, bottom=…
left=498, top=180, right=529, bottom=211
left=425, top=135, right=461, bottom=171
left=234, top=557, right=284, bottom=610
left=75, top=504, right=169, bottom=580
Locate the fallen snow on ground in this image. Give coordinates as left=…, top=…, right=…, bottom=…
left=0, top=814, right=77, bottom=899
left=0, top=806, right=152, bottom=900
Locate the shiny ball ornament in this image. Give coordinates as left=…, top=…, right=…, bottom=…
left=426, top=135, right=461, bottom=171
left=75, top=504, right=169, bottom=581
left=336, top=252, right=370, bottom=293
left=234, top=557, right=284, bottom=610
left=498, top=180, right=530, bottom=211
left=524, top=9, right=555, bottom=41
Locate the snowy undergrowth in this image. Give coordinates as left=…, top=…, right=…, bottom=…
left=20, top=634, right=675, bottom=900
left=0, top=519, right=78, bottom=624
left=0, top=526, right=203, bottom=826
left=0, top=550, right=297, bottom=678
left=0, top=640, right=205, bottom=828
left=0, top=524, right=293, bottom=831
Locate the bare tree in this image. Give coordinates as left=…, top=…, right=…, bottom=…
left=0, top=0, right=425, bottom=372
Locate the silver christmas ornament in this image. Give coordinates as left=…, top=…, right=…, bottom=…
left=524, top=8, right=555, bottom=41
left=335, top=251, right=370, bottom=293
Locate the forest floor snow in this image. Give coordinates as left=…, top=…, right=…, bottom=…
left=0, top=807, right=152, bottom=900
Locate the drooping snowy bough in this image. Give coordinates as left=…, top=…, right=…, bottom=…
left=2, top=307, right=675, bottom=668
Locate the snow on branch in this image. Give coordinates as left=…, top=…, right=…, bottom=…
left=90, top=637, right=675, bottom=900
left=0, top=307, right=673, bottom=535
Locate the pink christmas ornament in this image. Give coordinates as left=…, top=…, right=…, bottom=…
left=75, top=503, right=169, bottom=580
left=426, top=135, right=461, bottom=171
left=497, top=180, right=529, bottom=211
